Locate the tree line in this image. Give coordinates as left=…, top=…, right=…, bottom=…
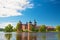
left=4, top=21, right=60, bottom=32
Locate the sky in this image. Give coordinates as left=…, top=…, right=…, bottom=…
left=0, top=0, right=60, bottom=28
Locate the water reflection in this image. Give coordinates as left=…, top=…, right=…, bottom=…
left=41, top=33, right=46, bottom=40
left=4, top=32, right=46, bottom=40
left=16, top=32, right=37, bottom=40
left=16, top=32, right=46, bottom=40
left=5, top=33, right=12, bottom=40
left=2, top=32, right=60, bottom=40
left=57, top=32, right=60, bottom=40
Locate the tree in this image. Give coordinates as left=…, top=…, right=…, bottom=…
left=13, top=28, right=17, bottom=32
left=56, top=25, right=60, bottom=32
left=4, top=24, right=13, bottom=32
left=16, top=21, right=22, bottom=32
left=39, top=25, right=46, bottom=32
left=30, top=25, right=39, bottom=32
left=35, top=29, right=39, bottom=32
left=30, top=25, right=35, bottom=31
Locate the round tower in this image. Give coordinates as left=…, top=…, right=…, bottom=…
left=19, top=20, right=22, bottom=30
left=28, top=21, right=32, bottom=31
left=34, top=20, right=37, bottom=28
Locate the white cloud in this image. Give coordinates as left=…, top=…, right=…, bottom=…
left=0, top=22, right=16, bottom=28
left=0, top=0, right=33, bottom=17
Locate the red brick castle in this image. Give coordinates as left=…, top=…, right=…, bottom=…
left=17, top=20, right=37, bottom=31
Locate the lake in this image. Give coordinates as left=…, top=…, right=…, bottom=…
left=0, top=32, right=60, bottom=40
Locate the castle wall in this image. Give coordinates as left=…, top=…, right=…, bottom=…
left=28, top=23, right=31, bottom=31
left=22, top=24, right=25, bottom=31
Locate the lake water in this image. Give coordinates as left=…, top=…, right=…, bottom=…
left=0, top=32, right=60, bottom=40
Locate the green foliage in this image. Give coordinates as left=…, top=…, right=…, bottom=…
left=30, top=25, right=39, bottom=32
left=24, top=29, right=29, bottom=32
left=4, top=24, right=13, bottom=32
left=16, top=22, right=21, bottom=29
left=56, top=25, right=60, bottom=32
left=39, top=25, right=46, bottom=32
left=20, top=30, right=23, bottom=32
left=35, top=29, right=39, bottom=32
left=16, top=21, right=22, bottom=31
left=30, top=25, right=35, bottom=32
left=13, top=28, right=17, bottom=32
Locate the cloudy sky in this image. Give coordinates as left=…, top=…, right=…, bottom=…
left=0, top=0, right=60, bottom=28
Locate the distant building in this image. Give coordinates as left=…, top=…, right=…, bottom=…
left=46, top=26, right=55, bottom=31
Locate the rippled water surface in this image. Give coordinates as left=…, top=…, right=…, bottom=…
left=0, top=32, right=60, bottom=40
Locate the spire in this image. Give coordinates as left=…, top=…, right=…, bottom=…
left=19, top=20, right=22, bottom=24
left=34, top=20, right=37, bottom=24
left=29, top=20, right=32, bottom=24
left=34, top=20, right=37, bottom=26
left=26, top=22, right=28, bottom=25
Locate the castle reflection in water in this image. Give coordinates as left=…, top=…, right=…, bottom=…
left=5, top=32, right=46, bottom=40
left=16, top=33, right=37, bottom=40
left=4, top=32, right=60, bottom=40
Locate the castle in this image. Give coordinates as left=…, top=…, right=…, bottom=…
left=17, top=20, right=55, bottom=32
left=17, top=20, right=37, bottom=32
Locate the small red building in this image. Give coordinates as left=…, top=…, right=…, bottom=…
left=46, top=26, right=55, bottom=31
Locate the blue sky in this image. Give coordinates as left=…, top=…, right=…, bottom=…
left=0, top=0, right=60, bottom=28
